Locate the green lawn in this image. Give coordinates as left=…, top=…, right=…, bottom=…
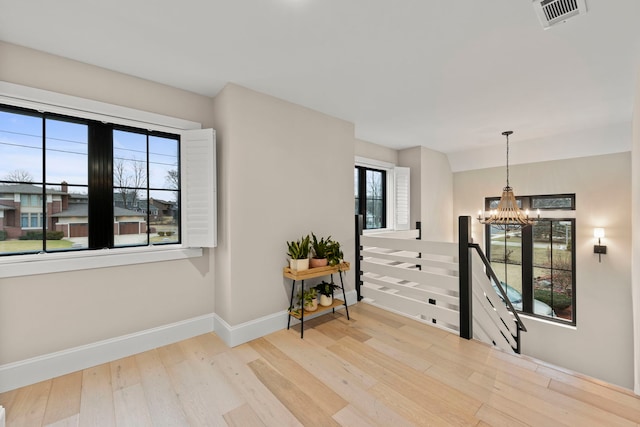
left=0, top=236, right=178, bottom=252
left=490, top=243, right=570, bottom=265
left=150, top=236, right=179, bottom=244
left=490, top=242, right=572, bottom=294
left=0, top=239, right=74, bottom=253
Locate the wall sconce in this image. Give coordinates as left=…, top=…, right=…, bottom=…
left=593, top=228, right=607, bottom=262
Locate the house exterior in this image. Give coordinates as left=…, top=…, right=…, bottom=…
left=0, top=183, right=147, bottom=239
left=0, top=183, right=67, bottom=239
left=149, top=197, right=177, bottom=220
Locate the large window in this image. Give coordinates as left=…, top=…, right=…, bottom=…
left=0, top=104, right=180, bottom=256
left=354, top=166, right=386, bottom=229
left=486, top=194, right=576, bottom=324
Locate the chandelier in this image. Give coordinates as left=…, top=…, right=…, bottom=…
left=477, top=131, right=538, bottom=230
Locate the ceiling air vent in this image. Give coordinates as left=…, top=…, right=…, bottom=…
left=533, top=0, right=587, bottom=29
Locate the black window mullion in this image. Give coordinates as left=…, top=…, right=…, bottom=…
left=41, top=115, right=47, bottom=251
left=570, top=220, right=577, bottom=323
left=145, top=134, right=150, bottom=241
left=521, top=225, right=534, bottom=313
left=381, top=169, right=387, bottom=228
left=356, top=167, right=366, bottom=227
left=88, top=123, right=114, bottom=249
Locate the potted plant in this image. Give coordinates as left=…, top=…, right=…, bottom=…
left=315, top=281, right=339, bottom=306
left=326, top=239, right=344, bottom=267
left=287, top=235, right=310, bottom=271
left=310, top=232, right=330, bottom=268
left=297, top=288, right=318, bottom=312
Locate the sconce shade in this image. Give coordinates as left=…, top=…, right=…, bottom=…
left=593, top=228, right=607, bottom=262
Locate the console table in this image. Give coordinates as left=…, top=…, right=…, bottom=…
left=284, top=262, right=350, bottom=338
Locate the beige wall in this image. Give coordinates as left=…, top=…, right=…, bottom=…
left=354, top=138, right=398, bottom=164
left=454, top=152, right=633, bottom=388
left=212, top=83, right=355, bottom=326
left=632, top=70, right=640, bottom=394
left=0, top=41, right=214, bottom=126
left=0, top=42, right=216, bottom=364
left=399, top=146, right=454, bottom=241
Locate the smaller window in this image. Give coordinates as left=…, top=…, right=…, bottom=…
left=20, top=194, right=43, bottom=207
left=354, top=166, right=386, bottom=229
left=531, top=195, right=574, bottom=210
left=20, top=212, right=43, bottom=229
left=486, top=193, right=575, bottom=211
left=488, top=198, right=522, bottom=210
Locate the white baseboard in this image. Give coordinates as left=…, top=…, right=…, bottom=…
left=0, top=290, right=358, bottom=393
left=214, top=290, right=358, bottom=347
left=214, top=311, right=288, bottom=348
left=0, top=313, right=215, bottom=393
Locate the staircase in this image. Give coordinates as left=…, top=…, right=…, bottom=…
left=356, top=215, right=526, bottom=353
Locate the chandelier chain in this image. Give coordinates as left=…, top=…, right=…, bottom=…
left=506, top=133, right=510, bottom=188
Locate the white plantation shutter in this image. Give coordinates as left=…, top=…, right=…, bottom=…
left=394, top=166, right=410, bottom=230
left=181, top=128, right=217, bottom=247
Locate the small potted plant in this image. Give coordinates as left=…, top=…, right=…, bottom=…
left=287, top=235, right=310, bottom=271
left=297, top=288, right=318, bottom=312
left=326, top=239, right=344, bottom=268
left=310, top=232, right=330, bottom=268
left=315, top=281, right=339, bottom=306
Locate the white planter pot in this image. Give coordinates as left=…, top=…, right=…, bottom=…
left=319, top=294, right=333, bottom=306
left=289, top=258, right=309, bottom=271
left=305, top=298, right=318, bottom=312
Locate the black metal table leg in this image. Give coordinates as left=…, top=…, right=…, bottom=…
left=287, top=279, right=296, bottom=330
left=339, top=271, right=350, bottom=320
left=300, top=280, right=305, bottom=338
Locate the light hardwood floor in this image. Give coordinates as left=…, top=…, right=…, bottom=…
left=1, top=303, right=639, bottom=426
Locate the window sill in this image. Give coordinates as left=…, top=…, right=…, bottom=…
left=363, top=228, right=394, bottom=235
left=0, top=246, right=204, bottom=279
left=519, top=312, right=577, bottom=329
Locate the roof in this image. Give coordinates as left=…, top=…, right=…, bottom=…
left=0, top=203, right=15, bottom=211
left=149, top=198, right=176, bottom=207
left=0, top=183, right=66, bottom=195
left=51, top=205, right=146, bottom=218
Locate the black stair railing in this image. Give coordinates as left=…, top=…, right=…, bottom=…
left=355, top=214, right=364, bottom=301
left=459, top=216, right=527, bottom=353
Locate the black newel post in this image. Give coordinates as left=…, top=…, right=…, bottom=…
left=355, top=214, right=364, bottom=301
left=459, top=216, right=473, bottom=340
left=416, top=221, right=422, bottom=270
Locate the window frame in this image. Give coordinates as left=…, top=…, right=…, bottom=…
left=485, top=193, right=575, bottom=211
left=1, top=104, right=182, bottom=252
left=0, top=81, right=206, bottom=278
left=355, top=165, right=387, bottom=230
left=485, top=193, right=576, bottom=325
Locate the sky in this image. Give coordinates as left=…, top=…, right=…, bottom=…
left=0, top=108, right=179, bottom=200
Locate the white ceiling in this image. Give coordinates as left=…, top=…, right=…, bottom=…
left=1, top=0, right=639, bottom=153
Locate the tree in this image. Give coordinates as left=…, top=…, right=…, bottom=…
left=165, top=169, right=179, bottom=202
left=3, top=169, right=34, bottom=183
left=113, top=158, right=146, bottom=210
left=366, top=171, right=383, bottom=228
left=165, top=169, right=178, bottom=190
